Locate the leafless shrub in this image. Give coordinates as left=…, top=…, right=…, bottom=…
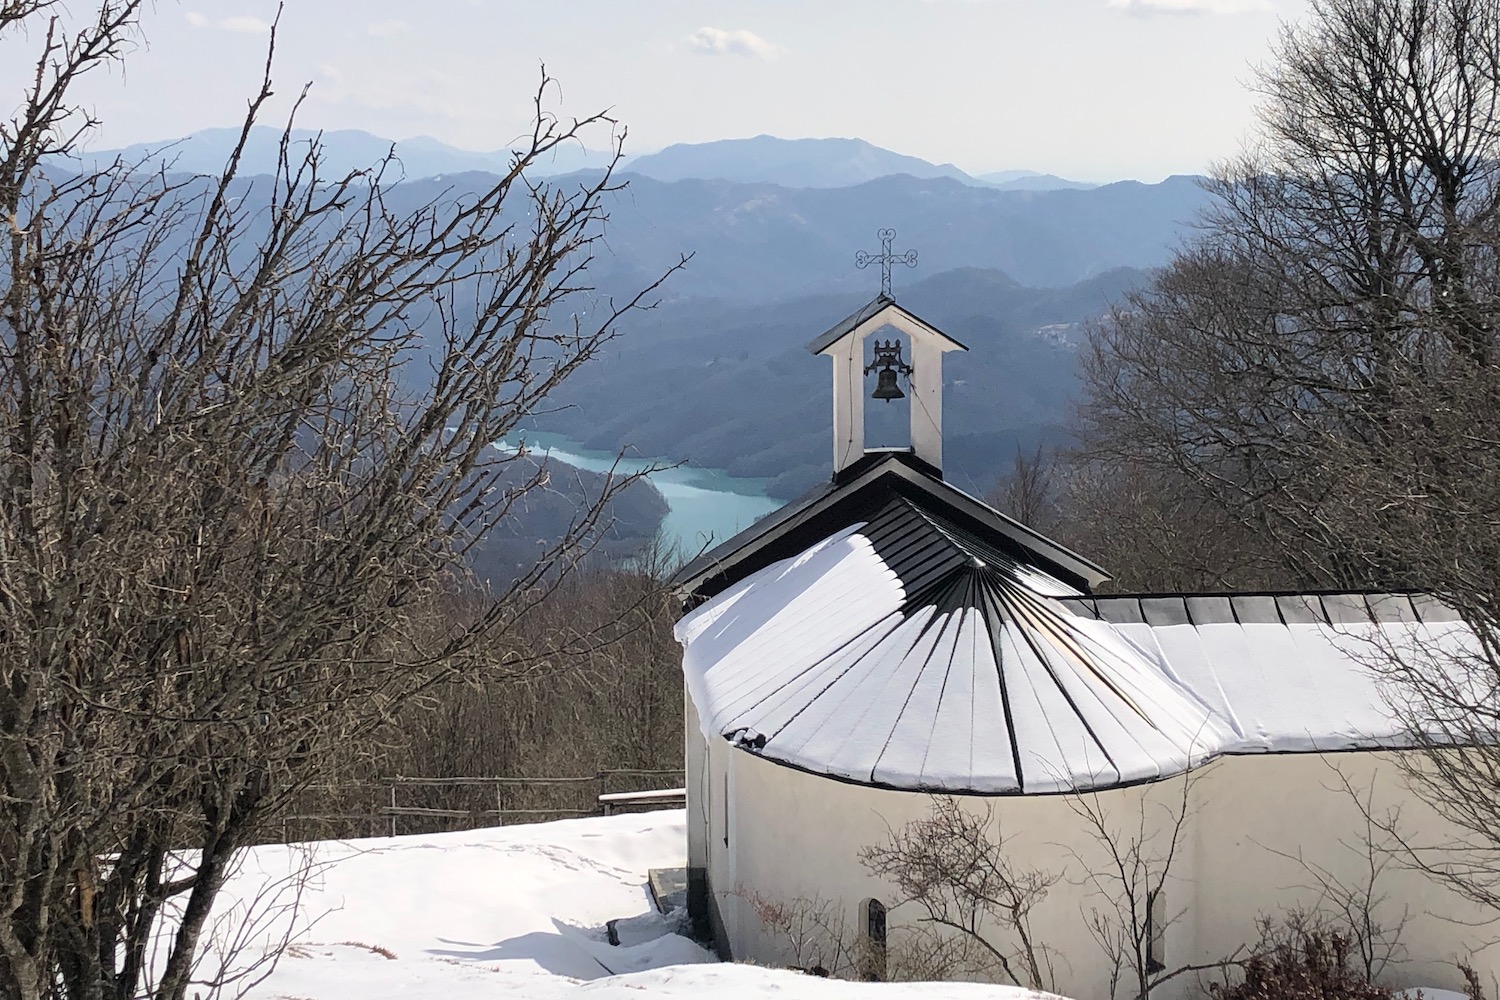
left=859, top=797, right=1059, bottom=991
left=735, top=887, right=865, bottom=978
left=881, top=923, right=1011, bottom=984
left=1253, top=766, right=1412, bottom=982
left=1460, top=961, right=1491, bottom=1000
left=1210, top=916, right=1396, bottom=1000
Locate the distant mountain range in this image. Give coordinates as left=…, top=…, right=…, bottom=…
left=975, top=169, right=1096, bottom=191
left=86, top=128, right=1093, bottom=192
left=70, top=126, right=1212, bottom=510
left=83, top=127, right=618, bottom=181
left=581, top=171, right=1208, bottom=299
left=620, top=135, right=1092, bottom=191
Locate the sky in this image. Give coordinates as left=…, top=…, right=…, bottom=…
left=3, top=0, right=1312, bottom=183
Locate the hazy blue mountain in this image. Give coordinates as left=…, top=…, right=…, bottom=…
left=85, top=126, right=618, bottom=180
left=578, top=171, right=1211, bottom=298
left=977, top=170, right=1097, bottom=191
left=90, top=126, right=1099, bottom=197
left=623, top=138, right=1097, bottom=192
left=44, top=149, right=1209, bottom=507
left=622, top=135, right=981, bottom=188
left=467, top=454, right=666, bottom=584
left=533, top=265, right=1150, bottom=500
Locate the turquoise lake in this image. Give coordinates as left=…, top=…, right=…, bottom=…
left=498, top=431, right=783, bottom=557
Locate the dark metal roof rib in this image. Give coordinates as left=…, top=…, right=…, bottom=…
left=758, top=613, right=914, bottom=747
left=869, top=576, right=972, bottom=785
left=976, top=575, right=1028, bottom=789
left=863, top=498, right=971, bottom=606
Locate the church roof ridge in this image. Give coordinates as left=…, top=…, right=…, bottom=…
left=670, top=452, right=1110, bottom=601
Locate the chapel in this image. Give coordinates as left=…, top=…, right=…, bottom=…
left=669, top=277, right=1497, bottom=998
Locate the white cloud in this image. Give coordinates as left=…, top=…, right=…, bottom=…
left=220, top=15, right=271, bottom=33
left=1109, top=0, right=1272, bottom=12
left=183, top=11, right=272, bottom=33
left=687, top=27, right=780, bottom=60
left=367, top=19, right=410, bottom=39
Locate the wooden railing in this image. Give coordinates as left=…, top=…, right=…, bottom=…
left=272, top=768, right=686, bottom=842
left=598, top=787, right=687, bottom=816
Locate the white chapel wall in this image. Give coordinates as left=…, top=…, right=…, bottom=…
left=684, top=690, right=708, bottom=875
left=1186, top=752, right=1496, bottom=993
left=704, top=745, right=1500, bottom=998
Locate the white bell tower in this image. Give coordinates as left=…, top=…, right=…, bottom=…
left=808, top=294, right=967, bottom=477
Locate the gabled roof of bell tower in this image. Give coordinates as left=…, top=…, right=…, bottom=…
left=806, top=293, right=969, bottom=357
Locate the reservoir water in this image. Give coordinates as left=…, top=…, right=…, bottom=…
left=499, top=431, right=783, bottom=557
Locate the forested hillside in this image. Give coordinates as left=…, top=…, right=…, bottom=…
left=537, top=265, right=1147, bottom=499
left=57, top=157, right=1207, bottom=502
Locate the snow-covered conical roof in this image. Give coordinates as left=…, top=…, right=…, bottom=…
left=678, top=495, right=1232, bottom=794
left=677, top=486, right=1477, bottom=795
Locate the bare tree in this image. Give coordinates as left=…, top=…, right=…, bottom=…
left=0, top=4, right=681, bottom=999
left=1078, top=0, right=1500, bottom=592
left=1074, top=0, right=1500, bottom=919
left=1068, top=771, right=1248, bottom=1000
left=1254, top=767, right=1411, bottom=982
left=985, top=446, right=1058, bottom=531
left=1070, top=778, right=1191, bottom=1000
left=859, top=797, right=1060, bottom=991
left=1053, top=457, right=1270, bottom=593
left=735, top=887, right=866, bottom=979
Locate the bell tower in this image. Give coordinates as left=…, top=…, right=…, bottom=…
left=807, top=294, right=967, bottom=477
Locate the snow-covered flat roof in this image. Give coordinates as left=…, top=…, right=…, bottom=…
left=676, top=497, right=1478, bottom=795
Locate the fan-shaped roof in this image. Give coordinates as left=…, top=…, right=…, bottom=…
left=677, top=496, right=1476, bottom=795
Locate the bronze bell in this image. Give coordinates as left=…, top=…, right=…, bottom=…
left=872, top=367, right=906, bottom=401
left=866, top=338, right=913, bottom=402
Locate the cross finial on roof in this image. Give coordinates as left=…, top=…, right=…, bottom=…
left=855, top=228, right=918, bottom=298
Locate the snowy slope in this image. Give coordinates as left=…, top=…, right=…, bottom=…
left=196, top=809, right=1052, bottom=999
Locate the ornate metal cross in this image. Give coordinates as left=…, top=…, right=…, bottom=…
left=856, top=227, right=918, bottom=297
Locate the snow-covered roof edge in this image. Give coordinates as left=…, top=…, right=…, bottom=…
left=677, top=513, right=1482, bottom=797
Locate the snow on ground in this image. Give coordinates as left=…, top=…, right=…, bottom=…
left=203, top=808, right=1051, bottom=1000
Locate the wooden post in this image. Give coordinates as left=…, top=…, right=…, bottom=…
left=495, top=782, right=504, bottom=827
left=389, top=784, right=397, bottom=838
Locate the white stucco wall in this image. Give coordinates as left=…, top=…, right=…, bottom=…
left=1183, top=752, right=1493, bottom=992
left=685, top=690, right=708, bottom=875
left=700, top=743, right=1498, bottom=998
